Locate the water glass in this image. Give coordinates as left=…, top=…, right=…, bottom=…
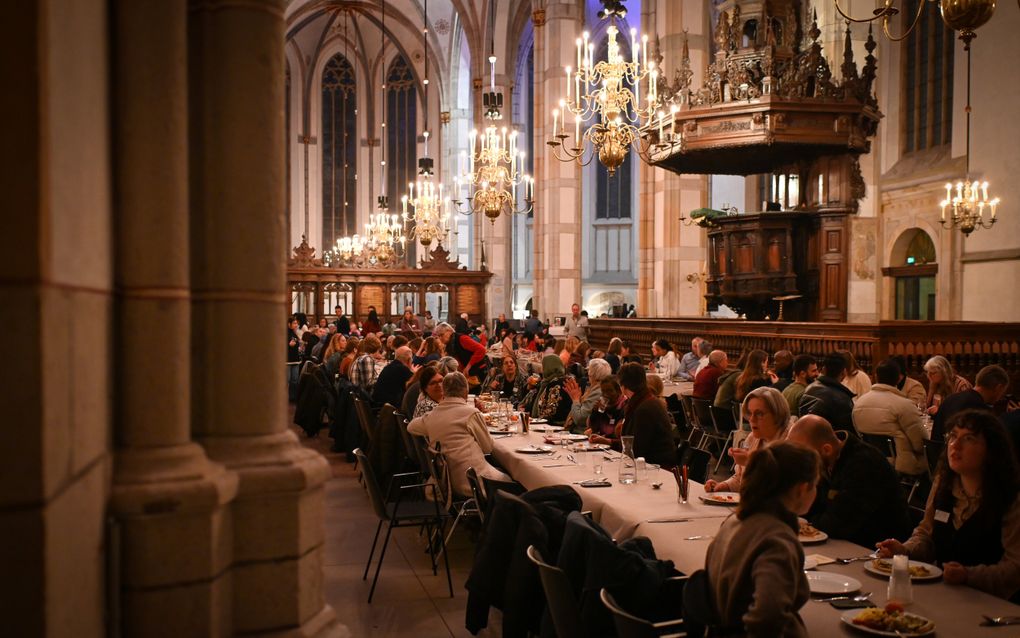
left=591, top=453, right=603, bottom=477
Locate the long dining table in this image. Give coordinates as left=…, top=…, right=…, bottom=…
left=490, top=429, right=1020, bottom=636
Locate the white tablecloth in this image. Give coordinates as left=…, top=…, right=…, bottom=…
left=491, top=431, right=1020, bottom=636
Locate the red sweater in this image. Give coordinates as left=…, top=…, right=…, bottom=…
left=693, top=366, right=725, bottom=400
left=454, top=334, right=487, bottom=372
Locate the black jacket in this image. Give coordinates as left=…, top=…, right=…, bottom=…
left=623, top=396, right=679, bottom=468
left=371, top=361, right=413, bottom=410
left=554, top=512, right=678, bottom=637
left=293, top=363, right=335, bottom=437
left=807, top=434, right=913, bottom=547
left=334, top=315, right=351, bottom=335
left=932, top=389, right=989, bottom=442
left=465, top=486, right=582, bottom=637
left=799, top=376, right=858, bottom=434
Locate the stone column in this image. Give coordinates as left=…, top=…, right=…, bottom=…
left=531, top=0, right=583, bottom=319
left=107, top=2, right=240, bottom=634
left=188, top=1, right=338, bottom=635
left=638, top=1, right=710, bottom=318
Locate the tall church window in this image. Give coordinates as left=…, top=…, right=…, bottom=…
left=386, top=56, right=418, bottom=238
left=903, top=0, right=953, bottom=153
left=322, top=54, right=357, bottom=247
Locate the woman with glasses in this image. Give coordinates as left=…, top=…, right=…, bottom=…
left=413, top=365, right=446, bottom=419
left=877, top=410, right=1020, bottom=601
left=706, top=386, right=792, bottom=493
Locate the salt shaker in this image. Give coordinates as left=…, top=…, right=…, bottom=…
left=887, top=554, right=913, bottom=605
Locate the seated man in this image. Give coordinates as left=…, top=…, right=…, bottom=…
left=782, top=354, right=818, bottom=414
left=852, top=359, right=927, bottom=476
left=677, top=337, right=703, bottom=381
left=693, top=350, right=728, bottom=400
left=407, top=372, right=511, bottom=498
left=772, top=349, right=794, bottom=392
left=787, top=415, right=913, bottom=548
left=799, top=352, right=857, bottom=434
left=371, top=346, right=416, bottom=409
left=933, top=365, right=1010, bottom=442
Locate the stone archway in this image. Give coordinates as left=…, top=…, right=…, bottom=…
left=884, top=228, right=938, bottom=320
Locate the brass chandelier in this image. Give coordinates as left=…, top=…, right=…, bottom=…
left=834, top=0, right=997, bottom=45
left=326, top=212, right=406, bottom=268
left=546, top=2, right=672, bottom=176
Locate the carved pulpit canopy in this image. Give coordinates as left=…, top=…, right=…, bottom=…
left=649, top=1, right=881, bottom=176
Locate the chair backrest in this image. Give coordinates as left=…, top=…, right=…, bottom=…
left=923, top=438, right=944, bottom=478
left=861, top=433, right=897, bottom=463
left=708, top=405, right=736, bottom=433
left=599, top=588, right=687, bottom=638
left=353, top=448, right=390, bottom=521
left=729, top=400, right=742, bottom=431
left=691, top=398, right=716, bottom=434
left=526, top=545, right=586, bottom=638
left=678, top=394, right=697, bottom=430
left=466, top=467, right=488, bottom=523
left=676, top=442, right=712, bottom=484
left=411, top=434, right=433, bottom=483
left=353, top=396, right=376, bottom=446
left=394, top=410, right=420, bottom=472
left=424, top=442, right=454, bottom=510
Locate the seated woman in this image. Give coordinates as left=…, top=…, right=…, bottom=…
left=649, top=339, right=681, bottom=379
left=704, top=442, right=819, bottom=637
left=587, top=376, right=627, bottom=446
left=483, top=354, right=529, bottom=406
left=618, top=362, right=678, bottom=468
left=413, top=336, right=441, bottom=366
left=559, top=336, right=580, bottom=367
left=726, top=349, right=777, bottom=407
left=337, top=337, right=361, bottom=378
left=564, top=358, right=611, bottom=433
left=838, top=349, right=872, bottom=400
left=412, top=365, right=445, bottom=419
left=519, top=354, right=573, bottom=426
left=706, top=386, right=791, bottom=493
left=924, top=355, right=973, bottom=416
left=877, top=410, right=1020, bottom=601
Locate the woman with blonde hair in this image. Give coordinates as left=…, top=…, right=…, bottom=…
left=322, top=333, right=347, bottom=378
left=837, top=349, right=872, bottom=400
left=338, top=337, right=360, bottom=378
left=924, top=355, right=973, bottom=415
left=706, top=386, right=792, bottom=493
left=559, top=336, right=580, bottom=367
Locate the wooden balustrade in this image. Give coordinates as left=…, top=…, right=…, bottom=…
left=589, top=318, right=1020, bottom=386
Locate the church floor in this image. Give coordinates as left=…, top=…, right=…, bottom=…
left=295, top=424, right=503, bottom=638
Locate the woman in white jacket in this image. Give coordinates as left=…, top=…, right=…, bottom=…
left=649, top=339, right=681, bottom=380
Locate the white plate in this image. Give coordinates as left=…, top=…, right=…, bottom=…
left=557, top=433, right=588, bottom=441
left=530, top=425, right=564, bottom=432
left=806, top=572, right=862, bottom=595
left=839, top=608, right=936, bottom=636
left=797, top=519, right=829, bottom=544
left=699, top=493, right=740, bottom=506
left=515, top=445, right=554, bottom=454
left=530, top=418, right=548, bottom=424
left=864, top=558, right=943, bottom=581
left=803, top=556, right=818, bottom=571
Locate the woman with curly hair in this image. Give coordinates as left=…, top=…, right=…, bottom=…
left=878, top=410, right=1020, bottom=601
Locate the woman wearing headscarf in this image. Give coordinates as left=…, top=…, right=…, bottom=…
left=519, top=354, right=573, bottom=425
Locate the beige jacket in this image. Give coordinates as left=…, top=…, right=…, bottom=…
left=408, top=397, right=510, bottom=497
left=901, top=376, right=926, bottom=406
left=852, top=383, right=927, bottom=475
left=706, top=511, right=809, bottom=637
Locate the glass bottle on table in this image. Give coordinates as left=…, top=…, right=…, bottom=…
left=619, top=435, right=637, bottom=484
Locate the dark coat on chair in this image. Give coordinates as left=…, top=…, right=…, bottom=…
left=465, top=485, right=582, bottom=637
left=294, top=363, right=335, bottom=437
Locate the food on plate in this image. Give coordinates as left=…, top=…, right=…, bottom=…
left=870, top=559, right=933, bottom=578
left=707, top=494, right=736, bottom=502
left=798, top=521, right=823, bottom=538
left=851, top=603, right=934, bottom=633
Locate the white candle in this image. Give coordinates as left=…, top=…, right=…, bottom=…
left=577, top=38, right=582, bottom=71
left=574, top=110, right=580, bottom=144
left=553, top=109, right=559, bottom=137
left=566, top=66, right=572, bottom=101
left=642, top=34, right=648, bottom=69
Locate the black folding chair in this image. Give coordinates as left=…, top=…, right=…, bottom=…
left=676, top=441, right=713, bottom=484
left=526, top=545, right=586, bottom=638
left=923, top=438, right=944, bottom=478
left=861, top=433, right=897, bottom=465
left=466, top=467, right=489, bottom=525
left=600, top=588, right=688, bottom=637
left=708, top=405, right=738, bottom=473
left=353, top=448, right=452, bottom=603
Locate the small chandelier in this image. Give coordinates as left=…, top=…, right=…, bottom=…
left=401, top=149, right=451, bottom=247
left=453, top=119, right=534, bottom=223
left=327, top=212, right=406, bottom=268
left=939, top=30, right=1000, bottom=236
left=833, top=0, right=997, bottom=45
left=547, top=2, right=669, bottom=176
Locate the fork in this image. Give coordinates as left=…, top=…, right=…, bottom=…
left=811, top=592, right=872, bottom=603
left=836, top=554, right=876, bottom=564
left=982, top=615, right=1020, bottom=626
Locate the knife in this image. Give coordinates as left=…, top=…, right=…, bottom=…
left=645, top=518, right=693, bottom=523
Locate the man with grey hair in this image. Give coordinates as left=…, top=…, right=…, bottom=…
left=694, top=339, right=714, bottom=375
left=693, top=349, right=728, bottom=399
left=371, top=346, right=417, bottom=409
left=407, top=372, right=511, bottom=497
left=678, top=337, right=703, bottom=381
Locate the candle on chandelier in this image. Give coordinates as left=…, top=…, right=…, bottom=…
left=552, top=108, right=559, bottom=137
left=670, top=104, right=679, bottom=138
left=574, top=110, right=580, bottom=145
left=982, top=181, right=989, bottom=202
left=642, top=34, right=648, bottom=69
left=566, top=66, right=572, bottom=101
left=582, top=31, right=589, bottom=68
left=631, top=28, right=638, bottom=64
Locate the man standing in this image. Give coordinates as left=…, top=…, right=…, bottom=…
left=786, top=415, right=913, bottom=548
left=693, top=350, right=728, bottom=400
left=782, top=354, right=818, bottom=414
left=524, top=309, right=543, bottom=335
left=494, top=312, right=510, bottom=335
left=798, top=352, right=858, bottom=434
left=564, top=304, right=589, bottom=341
left=372, top=346, right=417, bottom=409
left=933, top=365, right=1010, bottom=441
left=407, top=372, right=511, bottom=497
left=333, top=305, right=351, bottom=335
left=678, top=337, right=703, bottom=381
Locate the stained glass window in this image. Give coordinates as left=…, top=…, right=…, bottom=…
left=322, top=54, right=357, bottom=246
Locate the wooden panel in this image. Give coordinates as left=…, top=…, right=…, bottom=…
left=826, top=230, right=841, bottom=252
left=358, top=284, right=385, bottom=315
left=456, top=285, right=481, bottom=314
left=767, top=237, right=783, bottom=272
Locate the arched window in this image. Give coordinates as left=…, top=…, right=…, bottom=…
left=322, top=54, right=357, bottom=247
left=903, top=0, right=954, bottom=153
left=386, top=56, right=418, bottom=262
left=886, top=228, right=938, bottom=320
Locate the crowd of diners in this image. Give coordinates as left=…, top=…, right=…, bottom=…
left=289, top=308, right=1020, bottom=633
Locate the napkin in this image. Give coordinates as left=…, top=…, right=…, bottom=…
left=805, top=554, right=836, bottom=566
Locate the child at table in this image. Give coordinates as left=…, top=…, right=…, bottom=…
left=701, top=442, right=820, bottom=637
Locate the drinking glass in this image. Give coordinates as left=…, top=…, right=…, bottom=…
left=591, top=453, right=603, bottom=477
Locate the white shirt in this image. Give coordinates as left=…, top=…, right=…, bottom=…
left=564, top=315, right=589, bottom=340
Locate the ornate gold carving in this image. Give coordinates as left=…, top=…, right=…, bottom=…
left=289, top=236, right=323, bottom=268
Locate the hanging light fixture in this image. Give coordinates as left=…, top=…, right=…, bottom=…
left=401, top=0, right=451, bottom=248
left=833, top=0, right=997, bottom=44
left=452, top=0, right=534, bottom=223
left=377, top=0, right=389, bottom=213
left=546, top=0, right=673, bottom=176
left=940, top=38, right=999, bottom=236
